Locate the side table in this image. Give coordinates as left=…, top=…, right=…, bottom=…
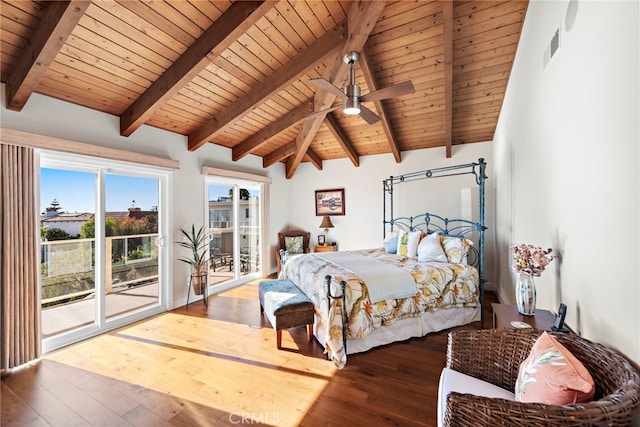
left=314, top=245, right=338, bottom=253
left=492, top=303, right=557, bottom=330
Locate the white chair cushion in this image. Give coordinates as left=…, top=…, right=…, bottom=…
left=437, top=368, right=515, bottom=427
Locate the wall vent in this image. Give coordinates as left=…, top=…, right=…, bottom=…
left=550, top=28, right=560, bottom=58
left=543, top=26, right=561, bottom=69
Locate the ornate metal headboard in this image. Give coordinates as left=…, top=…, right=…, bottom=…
left=382, top=158, right=488, bottom=325
left=387, top=213, right=483, bottom=269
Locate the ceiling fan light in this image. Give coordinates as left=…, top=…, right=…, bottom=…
left=343, top=96, right=361, bottom=115
left=343, top=106, right=361, bottom=115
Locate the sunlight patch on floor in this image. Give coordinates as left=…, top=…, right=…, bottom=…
left=46, top=311, right=338, bottom=426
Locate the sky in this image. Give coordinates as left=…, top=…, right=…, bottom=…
left=40, top=168, right=159, bottom=213
left=41, top=170, right=259, bottom=214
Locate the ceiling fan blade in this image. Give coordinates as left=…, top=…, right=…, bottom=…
left=359, top=105, right=381, bottom=125
left=360, top=80, right=416, bottom=103
left=305, top=105, right=340, bottom=120
left=308, top=78, right=347, bottom=100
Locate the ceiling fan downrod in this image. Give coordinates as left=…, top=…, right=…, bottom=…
left=343, top=52, right=361, bottom=115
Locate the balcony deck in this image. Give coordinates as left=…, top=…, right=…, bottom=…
left=42, top=269, right=234, bottom=338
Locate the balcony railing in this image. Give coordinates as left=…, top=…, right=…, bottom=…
left=41, top=233, right=158, bottom=307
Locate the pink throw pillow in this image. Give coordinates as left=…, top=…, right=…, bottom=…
left=515, top=332, right=595, bottom=404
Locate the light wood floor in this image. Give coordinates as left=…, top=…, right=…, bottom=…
left=2, top=281, right=497, bottom=427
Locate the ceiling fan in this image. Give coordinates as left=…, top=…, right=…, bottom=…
left=308, top=51, right=416, bottom=124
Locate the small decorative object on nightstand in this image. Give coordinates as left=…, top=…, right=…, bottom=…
left=492, top=303, right=560, bottom=331
left=314, top=244, right=338, bottom=253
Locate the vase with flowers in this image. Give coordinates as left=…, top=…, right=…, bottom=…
left=512, top=244, right=553, bottom=315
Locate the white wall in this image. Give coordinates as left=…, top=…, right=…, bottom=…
left=287, top=142, right=495, bottom=281
left=493, top=0, right=639, bottom=364
left=0, top=86, right=293, bottom=307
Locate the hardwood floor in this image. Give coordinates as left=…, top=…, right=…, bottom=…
left=1, top=282, right=497, bottom=427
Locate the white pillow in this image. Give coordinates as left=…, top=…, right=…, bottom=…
left=438, top=368, right=515, bottom=427
left=418, top=232, right=448, bottom=263
left=440, top=236, right=473, bottom=264
left=396, top=230, right=421, bottom=258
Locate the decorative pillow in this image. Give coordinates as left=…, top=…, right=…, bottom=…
left=440, top=236, right=473, bottom=264
left=396, top=230, right=421, bottom=258
left=279, top=249, right=290, bottom=265
left=383, top=231, right=399, bottom=253
left=284, top=236, right=304, bottom=254
left=515, top=332, right=595, bottom=405
left=417, top=232, right=448, bottom=263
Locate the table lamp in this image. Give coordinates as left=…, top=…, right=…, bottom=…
left=319, top=216, right=334, bottom=245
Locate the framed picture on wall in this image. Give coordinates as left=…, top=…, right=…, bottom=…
left=315, top=188, right=345, bottom=216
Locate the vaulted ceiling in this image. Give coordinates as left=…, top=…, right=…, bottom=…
left=1, top=0, right=528, bottom=178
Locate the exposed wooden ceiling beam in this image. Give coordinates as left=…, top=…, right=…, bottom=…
left=119, top=1, right=274, bottom=137
left=358, top=48, right=402, bottom=163
left=285, top=0, right=386, bottom=179
left=304, top=148, right=322, bottom=170
left=262, top=140, right=322, bottom=170
left=263, top=141, right=296, bottom=168
left=278, top=144, right=322, bottom=171
left=443, top=1, right=454, bottom=158
left=232, top=99, right=313, bottom=161
left=188, top=22, right=347, bottom=152
left=324, top=114, right=359, bottom=167
left=4, top=0, right=90, bottom=111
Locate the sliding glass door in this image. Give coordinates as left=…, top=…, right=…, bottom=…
left=40, top=167, right=98, bottom=337
left=40, top=153, right=169, bottom=352
left=207, top=178, right=261, bottom=287
left=104, top=172, right=161, bottom=322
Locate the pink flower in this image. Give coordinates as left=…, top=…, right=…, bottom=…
left=512, top=244, right=553, bottom=277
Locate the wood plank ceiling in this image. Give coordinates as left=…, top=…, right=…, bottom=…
left=0, top=0, right=528, bottom=178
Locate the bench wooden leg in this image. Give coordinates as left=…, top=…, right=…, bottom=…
left=276, top=330, right=282, bottom=349
left=307, top=324, right=313, bottom=343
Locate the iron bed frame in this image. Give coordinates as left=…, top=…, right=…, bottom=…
left=383, top=157, right=488, bottom=325
left=325, top=158, right=488, bottom=360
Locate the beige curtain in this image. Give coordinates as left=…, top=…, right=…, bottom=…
left=1, top=143, right=41, bottom=370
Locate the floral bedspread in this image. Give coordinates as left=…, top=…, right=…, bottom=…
left=279, top=248, right=479, bottom=368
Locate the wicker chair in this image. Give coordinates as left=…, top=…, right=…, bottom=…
left=444, top=328, right=640, bottom=426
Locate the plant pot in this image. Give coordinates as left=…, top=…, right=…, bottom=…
left=191, top=273, right=207, bottom=295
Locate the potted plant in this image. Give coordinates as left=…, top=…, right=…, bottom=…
left=176, top=225, right=209, bottom=295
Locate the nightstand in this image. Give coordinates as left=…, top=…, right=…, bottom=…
left=492, top=303, right=558, bottom=330
left=314, top=245, right=338, bottom=253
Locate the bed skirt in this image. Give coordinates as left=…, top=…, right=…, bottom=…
left=314, top=305, right=480, bottom=356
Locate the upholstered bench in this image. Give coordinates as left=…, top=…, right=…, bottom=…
left=258, top=279, right=314, bottom=349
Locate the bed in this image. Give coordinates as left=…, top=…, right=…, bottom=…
left=280, top=159, right=487, bottom=368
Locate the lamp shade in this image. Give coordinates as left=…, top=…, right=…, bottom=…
left=319, top=216, right=334, bottom=229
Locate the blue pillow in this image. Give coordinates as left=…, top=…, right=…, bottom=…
left=383, top=231, right=399, bottom=254
left=279, top=249, right=290, bottom=264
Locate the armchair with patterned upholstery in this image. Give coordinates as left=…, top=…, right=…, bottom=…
left=276, top=229, right=310, bottom=276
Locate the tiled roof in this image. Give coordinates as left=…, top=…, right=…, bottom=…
left=40, top=212, right=93, bottom=223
